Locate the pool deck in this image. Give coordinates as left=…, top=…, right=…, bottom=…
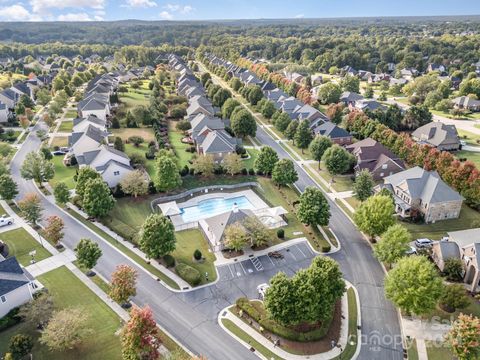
left=163, top=190, right=270, bottom=230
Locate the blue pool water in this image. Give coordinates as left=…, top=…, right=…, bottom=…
left=180, top=196, right=254, bottom=223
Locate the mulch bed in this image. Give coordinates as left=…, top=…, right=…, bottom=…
left=222, top=249, right=244, bottom=258
left=233, top=300, right=342, bottom=356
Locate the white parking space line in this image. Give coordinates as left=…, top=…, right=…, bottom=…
left=295, top=244, right=307, bottom=257
left=287, top=250, right=297, bottom=260
left=228, top=265, right=235, bottom=278
left=265, top=256, right=275, bottom=266
left=239, top=262, right=247, bottom=275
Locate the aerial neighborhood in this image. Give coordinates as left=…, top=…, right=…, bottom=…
left=0, top=8, right=480, bottom=360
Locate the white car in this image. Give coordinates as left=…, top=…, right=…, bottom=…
left=415, top=238, right=433, bottom=248
left=0, top=215, right=14, bottom=227
left=405, top=246, right=417, bottom=255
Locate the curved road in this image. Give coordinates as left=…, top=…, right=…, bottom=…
left=10, top=115, right=402, bottom=359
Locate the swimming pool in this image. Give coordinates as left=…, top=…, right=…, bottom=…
left=180, top=196, right=254, bottom=223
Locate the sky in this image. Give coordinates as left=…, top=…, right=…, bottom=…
left=0, top=0, right=480, bottom=22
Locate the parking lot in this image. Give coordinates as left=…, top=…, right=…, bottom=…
left=217, top=241, right=316, bottom=282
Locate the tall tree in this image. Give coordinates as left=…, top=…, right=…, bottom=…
left=40, top=308, right=92, bottom=351
left=44, top=215, right=64, bottom=247
left=321, top=144, right=353, bottom=178
left=18, top=193, right=42, bottom=225
left=317, top=82, right=342, bottom=104
left=110, top=265, right=138, bottom=305
left=446, top=314, right=480, bottom=360
left=224, top=223, right=248, bottom=251
left=0, top=174, right=18, bottom=202
left=139, top=214, right=176, bottom=259
left=75, top=167, right=101, bottom=198
left=284, top=120, right=298, bottom=143
left=294, top=120, right=313, bottom=153
left=20, top=151, right=55, bottom=185
left=242, top=217, right=272, bottom=248
left=121, top=170, right=149, bottom=198
left=254, top=146, right=279, bottom=175
left=373, top=224, right=410, bottom=266
left=221, top=98, right=240, bottom=119
left=353, top=169, right=375, bottom=201
left=275, top=112, right=291, bottom=133
left=223, top=153, right=243, bottom=175
left=340, top=75, right=360, bottom=93
left=231, top=109, right=257, bottom=138
left=154, top=155, right=182, bottom=192
left=354, top=195, right=395, bottom=239
left=297, top=187, right=331, bottom=227
left=53, top=182, right=70, bottom=205
left=192, top=154, right=215, bottom=177
left=75, top=239, right=102, bottom=275
left=121, top=306, right=160, bottom=360
left=272, top=159, right=298, bottom=187
left=385, top=256, right=443, bottom=315
left=82, top=178, right=115, bottom=218
left=309, top=135, right=332, bottom=169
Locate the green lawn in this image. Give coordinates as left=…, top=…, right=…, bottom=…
left=400, top=204, right=480, bottom=240
left=422, top=294, right=480, bottom=321
left=425, top=341, right=454, bottom=360
left=344, top=196, right=361, bottom=210
left=0, top=130, right=21, bottom=143
left=49, top=155, right=77, bottom=189
left=168, top=121, right=193, bottom=168
left=0, top=266, right=122, bottom=360
left=111, top=127, right=155, bottom=142
left=104, top=197, right=217, bottom=285
left=406, top=338, right=419, bottom=360
left=0, top=204, right=6, bottom=216
left=457, top=129, right=480, bottom=146
left=50, top=136, right=68, bottom=148
left=119, top=81, right=151, bottom=110
left=0, top=228, right=51, bottom=266
left=457, top=150, right=480, bottom=167
left=64, top=110, right=78, bottom=118
left=58, top=120, right=73, bottom=132
left=306, top=163, right=355, bottom=193
left=221, top=318, right=284, bottom=360
left=173, top=230, right=217, bottom=285
left=124, top=143, right=155, bottom=177
left=243, top=148, right=259, bottom=170
left=256, top=177, right=329, bottom=250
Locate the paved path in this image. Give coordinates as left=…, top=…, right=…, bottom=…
left=26, top=249, right=77, bottom=276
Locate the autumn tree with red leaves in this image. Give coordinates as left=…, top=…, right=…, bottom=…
left=110, top=265, right=138, bottom=305
left=121, top=305, right=161, bottom=360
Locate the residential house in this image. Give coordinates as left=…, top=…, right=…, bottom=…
left=431, top=241, right=461, bottom=272
left=400, top=68, right=418, bottom=81
left=313, top=122, right=353, bottom=145
left=379, top=166, right=464, bottom=223
left=0, top=89, right=20, bottom=110
left=340, top=91, right=364, bottom=107
left=78, top=98, right=109, bottom=121
left=10, top=82, right=35, bottom=102
left=354, top=100, right=387, bottom=112
left=0, top=103, right=8, bottom=123
left=197, top=129, right=240, bottom=162
left=0, top=257, right=36, bottom=318
left=346, top=138, right=405, bottom=180
left=452, top=96, right=480, bottom=112
left=412, top=123, right=460, bottom=151
left=76, top=145, right=134, bottom=187
left=72, top=115, right=108, bottom=134
left=427, top=63, right=447, bottom=75
left=68, top=124, right=109, bottom=161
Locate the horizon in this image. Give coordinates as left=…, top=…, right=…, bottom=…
left=1, top=0, right=480, bottom=22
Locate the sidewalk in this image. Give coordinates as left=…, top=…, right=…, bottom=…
left=26, top=249, right=77, bottom=276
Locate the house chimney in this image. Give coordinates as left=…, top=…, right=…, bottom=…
left=232, top=202, right=239, bottom=213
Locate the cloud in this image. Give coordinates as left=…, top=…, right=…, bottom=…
left=159, top=11, right=173, bottom=20
left=57, top=12, right=93, bottom=21
left=294, top=14, right=305, bottom=18
left=164, top=3, right=193, bottom=14
left=123, top=0, right=157, bottom=8
left=0, top=4, right=42, bottom=21
left=29, top=0, right=105, bottom=13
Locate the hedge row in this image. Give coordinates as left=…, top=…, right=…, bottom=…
left=235, top=297, right=330, bottom=342
left=175, top=262, right=201, bottom=286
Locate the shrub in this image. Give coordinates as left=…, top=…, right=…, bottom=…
left=193, top=249, right=202, bottom=260
left=235, top=298, right=331, bottom=342
left=175, top=263, right=201, bottom=286
left=0, top=307, right=21, bottom=331
left=248, top=168, right=255, bottom=175
left=71, top=195, right=83, bottom=209
left=163, top=254, right=175, bottom=268
left=241, top=168, right=248, bottom=175
left=276, top=229, right=285, bottom=238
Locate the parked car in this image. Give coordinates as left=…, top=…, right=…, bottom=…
left=52, top=150, right=67, bottom=156
left=405, top=246, right=417, bottom=255
left=0, top=215, right=14, bottom=227
left=415, top=238, right=433, bottom=248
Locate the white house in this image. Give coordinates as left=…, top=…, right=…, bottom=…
left=0, top=103, right=8, bottom=123
left=68, top=125, right=108, bottom=160
left=78, top=98, right=109, bottom=121
left=0, top=257, right=36, bottom=318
